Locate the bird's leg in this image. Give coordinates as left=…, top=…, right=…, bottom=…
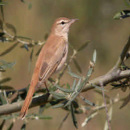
left=44, top=81, right=49, bottom=93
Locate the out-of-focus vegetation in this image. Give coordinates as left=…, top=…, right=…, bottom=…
left=0, top=0, right=130, bottom=130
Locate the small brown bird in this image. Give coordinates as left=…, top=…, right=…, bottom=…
left=20, top=17, right=77, bottom=119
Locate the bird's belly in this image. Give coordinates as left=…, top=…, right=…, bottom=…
left=56, top=44, right=68, bottom=72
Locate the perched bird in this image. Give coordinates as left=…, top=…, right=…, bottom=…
left=20, top=17, right=77, bottom=119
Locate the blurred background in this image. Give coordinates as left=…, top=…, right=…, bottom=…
left=0, top=0, right=130, bottom=130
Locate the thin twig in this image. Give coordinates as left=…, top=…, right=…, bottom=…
left=100, top=81, right=111, bottom=130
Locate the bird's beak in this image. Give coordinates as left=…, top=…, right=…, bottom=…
left=69, top=19, right=78, bottom=24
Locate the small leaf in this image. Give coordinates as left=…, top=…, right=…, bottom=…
left=0, top=32, right=4, bottom=37
left=75, top=78, right=82, bottom=91
left=70, top=103, right=78, bottom=128
left=6, top=23, right=16, bottom=35
left=66, top=83, right=70, bottom=89
left=7, top=122, right=14, bottom=130
left=68, top=71, right=81, bottom=79
left=0, top=120, right=6, bottom=129
left=30, top=48, right=34, bottom=61
left=80, top=96, right=96, bottom=106
left=28, top=2, right=32, bottom=10
left=0, top=60, right=16, bottom=70
left=21, top=123, right=26, bottom=130
left=94, top=90, right=110, bottom=99
left=92, top=84, right=106, bottom=91
left=113, top=10, right=130, bottom=20
left=72, top=79, right=77, bottom=91
left=0, top=42, right=19, bottom=57
left=58, top=113, right=69, bottom=130
left=16, top=35, right=32, bottom=40
left=55, top=84, right=73, bottom=93
left=50, top=91, right=66, bottom=99
left=22, top=44, right=29, bottom=51
left=73, top=59, right=82, bottom=73
left=52, top=103, right=65, bottom=108
left=39, top=105, right=45, bottom=114
left=0, top=4, right=4, bottom=21
left=120, top=37, right=130, bottom=62
left=77, top=41, right=90, bottom=52
left=0, top=77, right=11, bottom=84
left=0, top=92, right=7, bottom=104
left=0, top=2, right=7, bottom=5
left=120, top=93, right=130, bottom=109
left=0, top=85, right=14, bottom=90
left=36, top=46, right=42, bottom=56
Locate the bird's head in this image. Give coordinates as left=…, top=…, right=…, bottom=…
left=51, top=17, right=78, bottom=37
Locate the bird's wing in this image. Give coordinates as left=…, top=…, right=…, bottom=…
left=38, top=35, right=67, bottom=83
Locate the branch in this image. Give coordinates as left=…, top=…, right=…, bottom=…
left=82, top=69, right=130, bottom=92
left=0, top=69, right=129, bottom=116
left=0, top=37, right=129, bottom=116
left=0, top=93, right=51, bottom=116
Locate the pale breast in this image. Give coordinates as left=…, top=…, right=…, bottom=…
left=55, top=43, right=68, bottom=72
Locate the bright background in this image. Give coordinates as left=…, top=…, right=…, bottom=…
left=0, top=0, right=130, bottom=130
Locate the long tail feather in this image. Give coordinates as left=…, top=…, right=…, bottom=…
left=20, top=81, right=36, bottom=119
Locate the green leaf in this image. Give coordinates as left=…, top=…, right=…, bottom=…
left=120, top=93, right=130, bottom=109
left=72, top=79, right=77, bottom=91
left=58, top=113, right=69, bottom=130
left=28, top=2, right=32, bottom=10
left=36, top=46, right=42, bottom=56
left=21, top=123, right=26, bottom=130
left=23, top=44, right=29, bottom=51
left=0, top=77, right=11, bottom=84
left=16, top=36, right=32, bottom=40
left=6, top=23, right=17, bottom=35
left=55, top=84, right=73, bottom=93
left=0, top=2, right=6, bottom=5
left=50, top=91, right=66, bottom=99
left=113, top=10, right=130, bottom=20
left=0, top=60, right=16, bottom=70
left=0, top=3, right=4, bottom=21
left=80, top=96, right=96, bottom=106
left=73, top=59, right=82, bottom=73
left=52, top=103, right=65, bottom=108
left=68, top=71, right=81, bottom=79
left=7, top=122, right=14, bottom=130
left=75, top=78, right=82, bottom=91
left=94, top=90, right=110, bottom=99
left=0, top=120, right=6, bottom=129
left=0, top=42, right=19, bottom=57
left=30, top=48, right=34, bottom=61
left=120, top=36, right=130, bottom=62
left=66, top=83, right=70, bottom=89
left=0, top=92, right=7, bottom=104
left=77, top=41, right=90, bottom=52
left=124, top=0, right=130, bottom=7
left=0, top=85, right=14, bottom=90
left=92, top=84, right=106, bottom=91
left=39, top=105, right=45, bottom=114
left=70, top=103, right=78, bottom=128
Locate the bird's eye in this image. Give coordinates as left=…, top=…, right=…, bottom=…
left=61, top=21, right=65, bottom=25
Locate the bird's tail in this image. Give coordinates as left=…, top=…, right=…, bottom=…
left=20, top=81, right=36, bottom=119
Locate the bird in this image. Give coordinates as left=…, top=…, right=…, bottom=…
left=20, top=17, right=78, bottom=119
